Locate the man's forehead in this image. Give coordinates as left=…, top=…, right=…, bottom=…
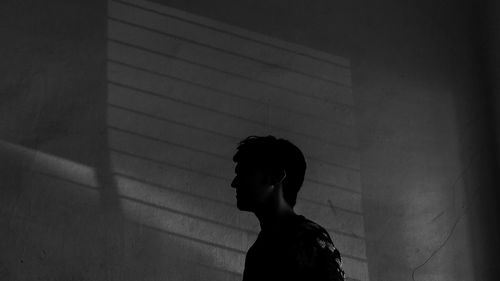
left=234, top=161, right=258, bottom=172
left=235, top=160, right=273, bottom=175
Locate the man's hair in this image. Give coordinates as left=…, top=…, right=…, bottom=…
left=233, top=135, right=307, bottom=207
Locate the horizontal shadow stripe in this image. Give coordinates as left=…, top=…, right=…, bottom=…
left=120, top=186, right=256, bottom=235
left=106, top=126, right=361, bottom=194
left=107, top=39, right=353, bottom=109
left=119, top=181, right=367, bottom=261
left=129, top=221, right=246, bottom=273
left=132, top=217, right=368, bottom=279
left=115, top=169, right=362, bottom=216
left=116, top=171, right=364, bottom=242
left=107, top=101, right=239, bottom=142
left=116, top=174, right=366, bottom=260
left=106, top=64, right=358, bottom=150
left=108, top=148, right=363, bottom=235
left=111, top=0, right=350, bottom=69
left=106, top=105, right=362, bottom=195
left=108, top=82, right=359, bottom=165
left=114, top=174, right=258, bottom=232
left=110, top=147, right=226, bottom=180
left=115, top=172, right=235, bottom=207
left=106, top=79, right=358, bottom=153
left=108, top=17, right=351, bottom=88
left=107, top=124, right=227, bottom=160
left=107, top=149, right=364, bottom=239
left=193, top=262, right=242, bottom=278
left=8, top=165, right=368, bottom=273
left=13, top=169, right=369, bottom=264
left=110, top=149, right=363, bottom=214
left=8, top=204, right=368, bottom=281
left=107, top=61, right=356, bottom=128
left=122, top=213, right=246, bottom=253
left=106, top=66, right=361, bottom=170
left=112, top=174, right=366, bottom=261
left=106, top=98, right=360, bottom=176
left=30, top=169, right=249, bottom=253
left=301, top=198, right=362, bottom=215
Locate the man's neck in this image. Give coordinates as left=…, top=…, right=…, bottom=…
left=255, top=196, right=296, bottom=233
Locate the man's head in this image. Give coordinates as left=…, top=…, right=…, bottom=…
left=231, top=135, right=306, bottom=212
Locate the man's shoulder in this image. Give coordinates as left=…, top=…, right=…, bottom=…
left=247, top=215, right=345, bottom=281
left=291, top=215, right=331, bottom=240
left=287, top=215, right=340, bottom=258
left=286, top=215, right=346, bottom=280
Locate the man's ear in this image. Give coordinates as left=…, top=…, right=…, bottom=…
left=269, top=169, right=286, bottom=186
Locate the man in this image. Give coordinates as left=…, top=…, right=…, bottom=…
left=231, top=135, right=345, bottom=281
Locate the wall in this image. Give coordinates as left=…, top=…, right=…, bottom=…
left=106, top=1, right=367, bottom=280
left=0, top=1, right=112, bottom=280
left=1, top=0, right=498, bottom=281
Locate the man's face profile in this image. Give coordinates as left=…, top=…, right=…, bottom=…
left=231, top=161, right=274, bottom=212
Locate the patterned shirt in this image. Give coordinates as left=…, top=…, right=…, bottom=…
left=242, top=215, right=345, bottom=281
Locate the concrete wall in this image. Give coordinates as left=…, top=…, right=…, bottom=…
left=1, top=0, right=498, bottom=281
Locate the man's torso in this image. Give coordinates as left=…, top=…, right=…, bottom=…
left=242, top=215, right=345, bottom=281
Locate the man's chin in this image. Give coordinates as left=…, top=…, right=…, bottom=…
left=236, top=201, right=253, bottom=212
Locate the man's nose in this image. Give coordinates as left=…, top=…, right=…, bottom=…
left=231, top=178, right=237, bottom=189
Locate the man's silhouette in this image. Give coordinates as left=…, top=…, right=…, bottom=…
left=231, top=136, right=345, bottom=281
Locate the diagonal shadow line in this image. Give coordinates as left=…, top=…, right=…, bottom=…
left=126, top=198, right=368, bottom=262
left=20, top=163, right=368, bottom=262
left=115, top=189, right=257, bottom=236
left=109, top=147, right=228, bottom=181
left=115, top=170, right=363, bottom=220
left=31, top=169, right=249, bottom=253
left=33, top=160, right=367, bottom=246
left=109, top=148, right=366, bottom=240
left=106, top=86, right=360, bottom=170
left=107, top=84, right=357, bottom=151
left=107, top=39, right=354, bottom=109
left=106, top=60, right=359, bottom=150
left=128, top=222, right=247, bottom=269
left=107, top=102, right=240, bottom=143
left=110, top=0, right=351, bottom=69
left=109, top=145, right=361, bottom=200
left=115, top=169, right=363, bottom=216
left=192, top=260, right=243, bottom=278
left=106, top=79, right=359, bottom=152
left=105, top=1, right=366, bottom=276
left=109, top=140, right=363, bottom=208
left=107, top=61, right=356, bottom=129
left=106, top=128, right=362, bottom=194
left=114, top=172, right=235, bottom=207
left=107, top=101, right=360, bottom=174
left=107, top=16, right=352, bottom=88
left=107, top=125, right=229, bottom=160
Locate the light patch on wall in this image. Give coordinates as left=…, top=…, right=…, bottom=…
left=0, top=139, right=100, bottom=207
left=107, top=0, right=368, bottom=280
left=0, top=139, right=98, bottom=188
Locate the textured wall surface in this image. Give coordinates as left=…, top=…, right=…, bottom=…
left=0, top=1, right=110, bottom=280
left=0, top=0, right=498, bottom=281
left=107, top=1, right=366, bottom=280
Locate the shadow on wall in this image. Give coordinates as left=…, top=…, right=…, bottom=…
left=0, top=140, right=238, bottom=281
left=1, top=0, right=367, bottom=280
left=0, top=0, right=236, bottom=280
left=450, top=26, right=500, bottom=280
left=104, top=0, right=369, bottom=281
